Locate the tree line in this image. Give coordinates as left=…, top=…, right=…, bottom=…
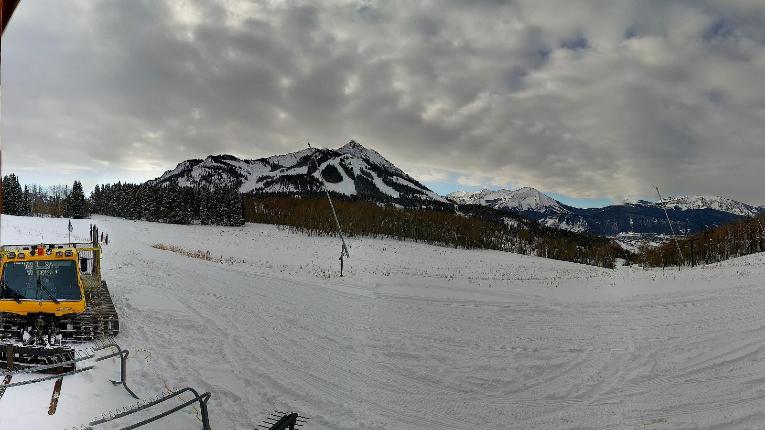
left=2, top=174, right=87, bottom=218
left=639, top=214, right=765, bottom=267
left=245, top=194, right=625, bottom=268
left=1, top=174, right=245, bottom=226
left=90, top=182, right=245, bottom=226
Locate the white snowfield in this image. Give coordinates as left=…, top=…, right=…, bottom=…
left=2, top=215, right=765, bottom=429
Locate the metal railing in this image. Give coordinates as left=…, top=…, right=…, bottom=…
left=1, top=341, right=137, bottom=398
left=93, top=342, right=139, bottom=399
left=257, top=411, right=310, bottom=430
left=88, top=387, right=212, bottom=430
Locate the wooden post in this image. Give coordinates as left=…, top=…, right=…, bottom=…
left=5, top=345, right=13, bottom=371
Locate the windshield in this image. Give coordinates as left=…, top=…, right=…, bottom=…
left=1, top=260, right=81, bottom=301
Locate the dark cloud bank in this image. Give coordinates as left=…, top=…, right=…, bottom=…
left=3, top=0, right=765, bottom=204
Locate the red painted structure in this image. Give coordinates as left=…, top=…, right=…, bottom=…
left=1, top=0, right=20, bottom=221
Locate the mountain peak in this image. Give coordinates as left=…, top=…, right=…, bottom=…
left=337, top=140, right=372, bottom=157
left=336, top=140, right=408, bottom=178
left=152, top=140, right=448, bottom=206
left=338, top=140, right=365, bottom=151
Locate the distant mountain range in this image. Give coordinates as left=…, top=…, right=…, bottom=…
left=448, top=189, right=765, bottom=235
left=153, top=141, right=764, bottom=236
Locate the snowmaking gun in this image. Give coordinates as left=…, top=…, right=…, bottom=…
left=0, top=228, right=120, bottom=372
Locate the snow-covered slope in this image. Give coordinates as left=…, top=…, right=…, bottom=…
left=152, top=141, right=449, bottom=205
left=4, top=214, right=765, bottom=429
left=657, top=195, right=764, bottom=217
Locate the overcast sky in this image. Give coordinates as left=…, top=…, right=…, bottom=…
left=2, top=0, right=765, bottom=207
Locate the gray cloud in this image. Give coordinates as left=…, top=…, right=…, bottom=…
left=2, top=0, right=765, bottom=204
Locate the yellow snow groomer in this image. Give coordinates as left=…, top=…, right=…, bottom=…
left=0, top=238, right=119, bottom=371
left=0, top=245, right=86, bottom=318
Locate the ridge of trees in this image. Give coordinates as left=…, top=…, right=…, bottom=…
left=0, top=175, right=245, bottom=226
left=90, top=182, right=245, bottom=226
left=639, top=214, right=765, bottom=267
left=245, top=194, right=626, bottom=269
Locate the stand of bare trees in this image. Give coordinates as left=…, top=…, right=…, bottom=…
left=639, top=214, right=765, bottom=267
left=1, top=175, right=83, bottom=218
left=245, top=194, right=625, bottom=269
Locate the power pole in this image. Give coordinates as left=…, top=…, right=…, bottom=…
left=655, top=186, right=685, bottom=267
left=307, top=142, right=350, bottom=276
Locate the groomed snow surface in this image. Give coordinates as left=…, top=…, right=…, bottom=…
left=2, top=215, right=765, bottom=429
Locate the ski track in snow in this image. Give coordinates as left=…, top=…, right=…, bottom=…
left=1, top=215, right=765, bottom=429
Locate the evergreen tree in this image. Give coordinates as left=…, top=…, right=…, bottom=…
left=165, top=184, right=190, bottom=224
left=229, top=186, right=245, bottom=226
left=22, top=185, right=31, bottom=216
left=2, top=174, right=24, bottom=215
left=86, top=180, right=243, bottom=227
left=199, top=187, right=211, bottom=225
left=69, top=180, right=87, bottom=219
left=212, top=186, right=227, bottom=225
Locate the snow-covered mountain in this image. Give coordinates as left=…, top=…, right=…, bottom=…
left=448, top=187, right=764, bottom=235
left=448, top=187, right=569, bottom=214
left=151, top=141, right=449, bottom=206
left=657, top=195, right=763, bottom=218
left=447, top=187, right=590, bottom=232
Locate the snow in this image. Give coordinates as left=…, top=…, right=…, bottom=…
left=613, top=233, right=672, bottom=253
left=502, top=217, right=519, bottom=229
left=2, top=215, right=765, bottom=428
left=369, top=173, right=400, bottom=199
left=267, top=148, right=316, bottom=168
left=541, top=216, right=589, bottom=233
left=386, top=176, right=450, bottom=203
left=313, top=159, right=357, bottom=196
left=337, top=141, right=408, bottom=178
left=448, top=187, right=568, bottom=214
left=658, top=195, right=764, bottom=217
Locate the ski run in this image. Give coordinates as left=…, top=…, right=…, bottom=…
left=1, top=214, right=765, bottom=429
